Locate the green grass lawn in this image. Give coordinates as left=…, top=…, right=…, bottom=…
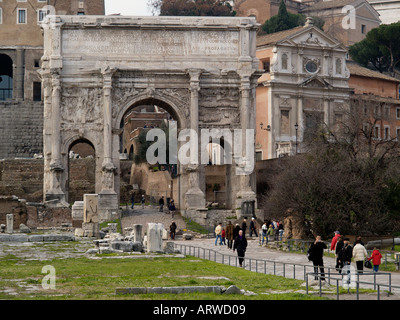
left=0, top=253, right=328, bottom=300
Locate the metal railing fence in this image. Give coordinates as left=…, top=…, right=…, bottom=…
left=174, top=243, right=400, bottom=300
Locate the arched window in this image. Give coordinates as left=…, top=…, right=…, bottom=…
left=0, top=54, right=13, bottom=100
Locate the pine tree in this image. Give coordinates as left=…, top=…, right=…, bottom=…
left=276, top=0, right=291, bottom=32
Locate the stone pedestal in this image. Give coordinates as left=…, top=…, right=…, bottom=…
left=71, top=201, right=84, bottom=227
left=146, top=223, right=164, bottom=253
left=6, top=214, right=13, bottom=234
left=82, top=222, right=99, bottom=238
left=133, top=224, right=143, bottom=243
left=98, top=193, right=119, bottom=222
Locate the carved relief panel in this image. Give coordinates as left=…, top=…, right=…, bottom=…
left=198, top=88, right=240, bottom=127
left=60, top=87, right=103, bottom=125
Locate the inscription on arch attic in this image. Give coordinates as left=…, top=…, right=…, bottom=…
left=62, top=29, right=240, bottom=57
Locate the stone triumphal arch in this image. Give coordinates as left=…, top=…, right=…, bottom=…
left=40, top=15, right=261, bottom=221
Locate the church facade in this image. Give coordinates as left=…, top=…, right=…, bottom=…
left=255, top=19, right=351, bottom=160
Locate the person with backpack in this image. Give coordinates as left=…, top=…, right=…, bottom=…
left=308, top=235, right=327, bottom=281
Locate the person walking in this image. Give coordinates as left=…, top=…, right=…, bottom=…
left=168, top=199, right=176, bottom=218
left=241, top=219, right=247, bottom=237
left=338, top=237, right=353, bottom=268
left=330, top=231, right=340, bottom=252
left=368, top=247, right=383, bottom=272
left=352, top=239, right=368, bottom=273
left=130, top=192, right=135, bottom=209
left=233, top=223, right=241, bottom=240
left=225, top=221, right=234, bottom=249
left=233, top=230, right=248, bottom=268
left=261, top=222, right=268, bottom=246
left=267, top=224, right=274, bottom=242
left=169, top=221, right=177, bottom=240
left=141, top=195, right=145, bottom=209
left=335, top=235, right=344, bottom=272
left=278, top=221, right=284, bottom=241
left=214, top=222, right=223, bottom=246
left=308, top=235, right=327, bottom=281
left=159, top=196, right=164, bottom=212
left=249, top=217, right=258, bottom=237
left=221, top=228, right=226, bottom=245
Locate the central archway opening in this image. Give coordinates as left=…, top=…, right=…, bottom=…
left=119, top=98, right=179, bottom=209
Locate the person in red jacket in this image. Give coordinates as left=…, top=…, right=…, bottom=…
left=330, top=231, right=340, bottom=251
left=368, top=247, right=383, bottom=272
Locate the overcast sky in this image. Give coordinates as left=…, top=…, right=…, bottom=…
left=105, top=0, right=154, bottom=16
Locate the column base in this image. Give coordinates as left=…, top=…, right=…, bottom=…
left=185, top=188, right=206, bottom=210
left=98, top=192, right=119, bottom=222
left=44, top=192, right=69, bottom=208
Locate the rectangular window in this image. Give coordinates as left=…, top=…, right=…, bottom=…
left=396, top=107, right=400, bottom=119
left=373, top=125, right=380, bottom=139
left=256, top=151, right=262, bottom=161
left=37, top=9, right=47, bottom=22
left=33, top=82, right=42, bottom=101
left=396, top=128, right=400, bottom=140
left=361, top=25, right=366, bottom=34
left=17, top=9, right=27, bottom=24
left=384, top=126, right=390, bottom=140
left=263, top=59, right=270, bottom=73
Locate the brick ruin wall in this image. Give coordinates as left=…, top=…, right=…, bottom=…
left=0, top=101, right=44, bottom=159
left=0, top=158, right=134, bottom=229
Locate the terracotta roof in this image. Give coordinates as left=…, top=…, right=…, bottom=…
left=257, top=26, right=304, bottom=47
left=347, top=62, right=400, bottom=83
left=301, top=0, right=358, bottom=12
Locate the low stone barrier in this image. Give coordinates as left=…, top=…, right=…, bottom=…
left=115, top=285, right=255, bottom=296
left=0, top=233, right=75, bottom=242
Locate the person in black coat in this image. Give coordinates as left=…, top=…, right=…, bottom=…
left=233, top=230, right=248, bottom=268
left=308, top=235, right=327, bottom=281
left=233, top=223, right=241, bottom=239
left=241, top=219, right=247, bottom=237
left=338, top=238, right=353, bottom=268
left=335, top=235, right=344, bottom=272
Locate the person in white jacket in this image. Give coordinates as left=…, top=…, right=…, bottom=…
left=352, top=240, right=368, bottom=273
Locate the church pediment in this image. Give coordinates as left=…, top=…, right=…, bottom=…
left=283, top=26, right=346, bottom=51
left=300, top=75, right=332, bottom=89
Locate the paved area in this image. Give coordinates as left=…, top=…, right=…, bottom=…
left=121, top=206, right=187, bottom=237
left=120, top=208, right=400, bottom=300
left=172, top=237, right=400, bottom=300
